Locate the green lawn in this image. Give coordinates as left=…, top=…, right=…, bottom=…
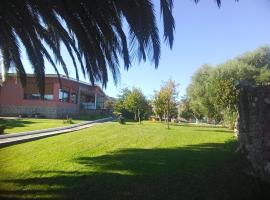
left=0, top=122, right=268, bottom=199
left=0, top=118, right=84, bottom=134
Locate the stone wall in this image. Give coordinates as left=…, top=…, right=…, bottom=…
left=56, top=106, right=79, bottom=118
left=237, top=83, right=270, bottom=182
left=0, top=105, right=58, bottom=118
left=0, top=105, right=80, bottom=118
left=0, top=105, right=110, bottom=118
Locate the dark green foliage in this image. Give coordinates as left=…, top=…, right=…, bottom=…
left=187, top=46, right=270, bottom=127
left=0, top=124, right=5, bottom=134
left=187, top=64, right=218, bottom=121
left=63, top=118, right=73, bottom=124
left=117, top=115, right=125, bottom=124
left=0, top=0, right=238, bottom=95
left=178, top=96, right=194, bottom=120
left=237, top=46, right=270, bottom=70
left=114, top=88, right=134, bottom=119
left=114, top=87, right=151, bottom=121
left=0, top=0, right=175, bottom=95
left=152, top=79, right=179, bottom=123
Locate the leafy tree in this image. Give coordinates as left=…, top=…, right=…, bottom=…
left=256, top=67, right=270, bottom=84
left=114, top=87, right=150, bottom=122
left=153, top=79, right=178, bottom=129
left=178, top=96, right=193, bottom=120
left=237, top=46, right=270, bottom=69
left=187, top=46, right=270, bottom=127
left=0, top=0, right=175, bottom=95
left=114, top=88, right=132, bottom=118
left=124, top=88, right=150, bottom=123
left=152, top=91, right=166, bottom=121
left=187, top=64, right=219, bottom=122
left=208, top=60, right=261, bottom=128
left=178, top=95, right=218, bottom=123
left=209, top=60, right=259, bottom=112
left=104, top=98, right=115, bottom=111
left=0, top=0, right=235, bottom=94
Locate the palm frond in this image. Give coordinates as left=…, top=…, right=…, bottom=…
left=0, top=0, right=232, bottom=94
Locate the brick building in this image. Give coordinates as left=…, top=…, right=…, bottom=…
left=0, top=74, right=106, bottom=118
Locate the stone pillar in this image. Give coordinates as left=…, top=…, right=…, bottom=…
left=238, top=83, right=270, bottom=182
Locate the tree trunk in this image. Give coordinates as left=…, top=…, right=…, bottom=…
left=134, top=112, right=137, bottom=121
left=167, top=101, right=170, bottom=129
left=138, top=109, right=141, bottom=124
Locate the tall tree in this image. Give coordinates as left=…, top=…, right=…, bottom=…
left=152, top=91, right=166, bottom=121
left=237, top=46, right=270, bottom=70
left=208, top=60, right=261, bottom=128
left=153, top=79, right=178, bottom=129
left=187, top=64, right=219, bottom=122
left=0, top=0, right=235, bottom=94
left=114, top=87, right=132, bottom=118
left=124, top=88, right=150, bottom=123
left=178, top=96, right=194, bottom=121
left=0, top=0, right=175, bottom=95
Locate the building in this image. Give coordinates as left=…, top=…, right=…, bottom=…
left=0, top=74, right=106, bottom=118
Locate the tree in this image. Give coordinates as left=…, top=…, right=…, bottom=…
left=114, top=88, right=132, bottom=118
left=237, top=46, right=270, bottom=70
left=186, top=46, right=270, bottom=128
left=153, top=79, right=178, bottom=129
left=178, top=96, right=194, bottom=121
left=208, top=60, right=260, bottom=128
left=0, top=0, right=175, bottom=95
left=104, top=97, right=115, bottom=112
left=187, top=64, right=219, bottom=122
left=124, top=88, right=150, bottom=123
left=114, top=87, right=150, bottom=121
left=0, top=0, right=235, bottom=94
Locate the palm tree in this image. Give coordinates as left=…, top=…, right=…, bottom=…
left=0, top=0, right=226, bottom=95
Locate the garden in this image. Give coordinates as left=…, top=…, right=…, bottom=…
left=0, top=121, right=269, bottom=200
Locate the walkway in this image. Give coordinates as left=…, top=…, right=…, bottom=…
left=0, top=117, right=113, bottom=147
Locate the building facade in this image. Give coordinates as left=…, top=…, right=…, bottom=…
left=0, top=74, right=106, bottom=118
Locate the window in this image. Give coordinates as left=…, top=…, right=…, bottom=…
left=24, top=93, right=41, bottom=100
left=24, top=83, right=54, bottom=101
left=71, top=92, right=77, bottom=104
left=59, top=89, right=69, bottom=102
left=44, top=94, right=54, bottom=100
left=96, top=95, right=105, bottom=109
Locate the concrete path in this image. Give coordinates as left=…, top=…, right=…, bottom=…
left=0, top=117, right=113, bottom=147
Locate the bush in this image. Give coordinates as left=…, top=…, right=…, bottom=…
left=117, top=115, right=125, bottom=124
left=63, top=118, right=73, bottom=124
left=0, top=125, right=6, bottom=134
left=223, top=111, right=238, bottom=130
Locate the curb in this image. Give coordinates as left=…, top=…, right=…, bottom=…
left=0, top=117, right=113, bottom=139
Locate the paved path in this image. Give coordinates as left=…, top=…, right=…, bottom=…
left=0, top=117, right=113, bottom=147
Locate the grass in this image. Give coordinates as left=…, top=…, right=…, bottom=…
left=0, top=121, right=269, bottom=199
left=0, top=118, right=84, bottom=134
left=0, top=113, right=111, bottom=134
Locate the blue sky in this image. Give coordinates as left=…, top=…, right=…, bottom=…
left=21, top=0, right=270, bottom=98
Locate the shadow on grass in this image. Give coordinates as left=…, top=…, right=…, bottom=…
left=0, top=119, right=34, bottom=130
left=168, top=123, right=226, bottom=129
left=74, top=114, right=111, bottom=121
left=193, top=129, right=233, bottom=134
left=1, top=141, right=269, bottom=200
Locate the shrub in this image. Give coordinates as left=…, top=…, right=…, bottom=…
left=0, top=125, right=6, bottom=134
left=63, top=118, right=73, bottom=124
left=117, top=115, right=125, bottom=124
left=223, top=111, right=238, bottom=130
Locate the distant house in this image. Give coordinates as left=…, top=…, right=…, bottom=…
left=0, top=74, right=107, bottom=118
